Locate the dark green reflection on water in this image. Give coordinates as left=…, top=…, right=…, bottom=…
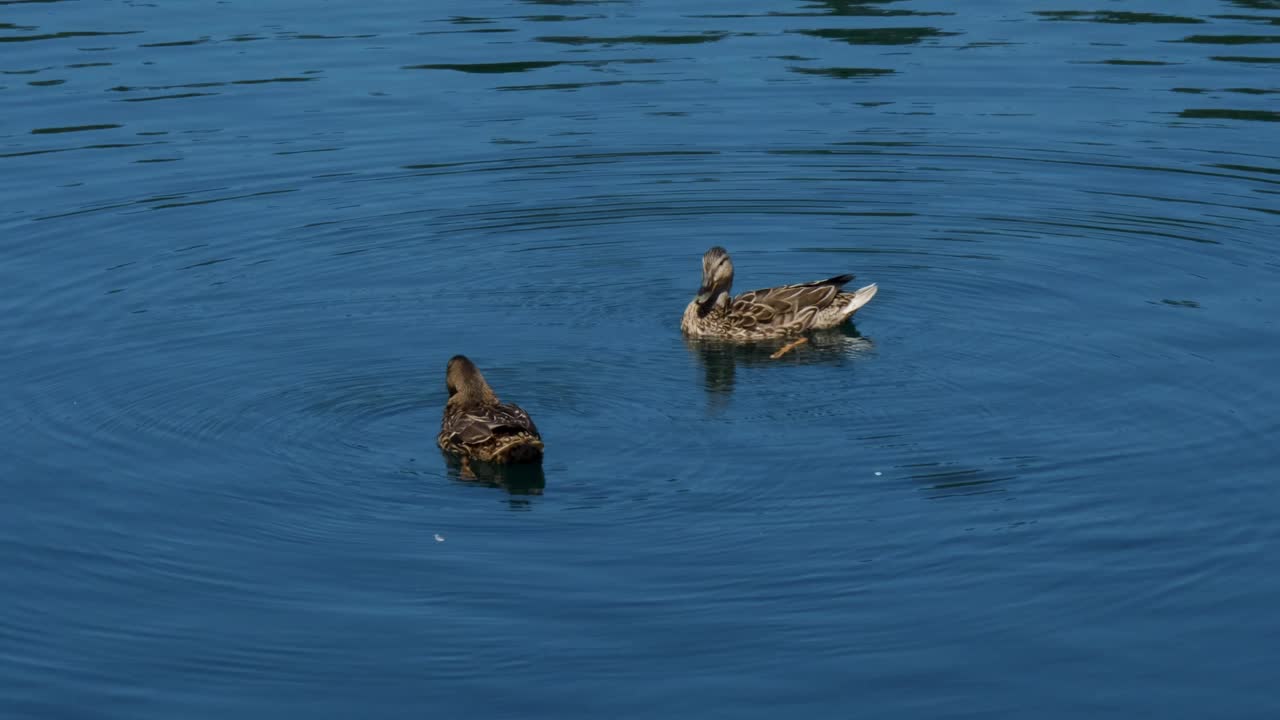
left=1179, top=108, right=1280, bottom=122
left=1210, top=55, right=1280, bottom=62
left=1088, top=59, right=1176, bottom=65
left=1212, top=163, right=1280, bottom=175
left=1173, top=87, right=1280, bottom=94
left=1178, top=34, right=1280, bottom=44
left=496, top=79, right=660, bottom=92
left=406, top=61, right=565, bottom=73
left=521, top=15, right=599, bottom=22
left=789, top=66, right=895, bottom=79
left=519, top=0, right=616, bottom=5
left=0, top=30, right=141, bottom=43
left=536, top=32, right=729, bottom=46
left=140, top=37, right=210, bottom=48
left=30, top=123, right=121, bottom=134
left=794, top=27, right=958, bottom=45
left=120, top=92, right=217, bottom=103
left=800, top=0, right=946, bottom=17
left=406, top=59, right=659, bottom=74
left=1224, top=0, right=1280, bottom=11
left=1032, top=11, right=1206, bottom=24
left=109, top=77, right=315, bottom=92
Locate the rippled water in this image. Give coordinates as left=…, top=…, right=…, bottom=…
left=3, top=0, right=1279, bottom=717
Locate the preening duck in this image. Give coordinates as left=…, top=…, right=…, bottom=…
left=437, top=355, right=544, bottom=464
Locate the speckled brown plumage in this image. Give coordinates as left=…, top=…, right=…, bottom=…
left=681, top=246, right=878, bottom=341
left=437, top=355, right=543, bottom=464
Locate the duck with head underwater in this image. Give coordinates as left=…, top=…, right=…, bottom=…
left=681, top=246, right=878, bottom=341
left=437, top=355, right=544, bottom=464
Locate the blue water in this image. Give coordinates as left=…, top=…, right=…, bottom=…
left=3, top=0, right=1279, bottom=717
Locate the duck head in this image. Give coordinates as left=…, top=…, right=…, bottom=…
left=695, top=246, right=734, bottom=316
left=446, top=355, right=498, bottom=406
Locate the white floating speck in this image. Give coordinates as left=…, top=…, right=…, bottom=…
left=874, top=471, right=882, bottom=476
left=434, top=534, right=445, bottom=542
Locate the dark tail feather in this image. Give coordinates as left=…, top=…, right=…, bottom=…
left=803, top=273, right=854, bottom=288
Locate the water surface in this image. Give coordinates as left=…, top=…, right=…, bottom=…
left=2, top=0, right=1279, bottom=717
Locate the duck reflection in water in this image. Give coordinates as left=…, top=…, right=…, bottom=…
left=685, top=324, right=875, bottom=405
left=443, top=453, right=547, bottom=496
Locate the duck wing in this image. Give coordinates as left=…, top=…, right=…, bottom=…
left=728, top=274, right=855, bottom=333
left=442, top=402, right=541, bottom=450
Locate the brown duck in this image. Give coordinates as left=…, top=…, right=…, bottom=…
left=437, top=355, right=544, bottom=464
left=681, top=246, right=878, bottom=341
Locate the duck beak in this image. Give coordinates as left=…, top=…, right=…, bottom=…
left=695, top=285, right=722, bottom=316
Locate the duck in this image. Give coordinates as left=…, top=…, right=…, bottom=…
left=680, top=246, right=878, bottom=341
left=437, top=355, right=544, bottom=464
